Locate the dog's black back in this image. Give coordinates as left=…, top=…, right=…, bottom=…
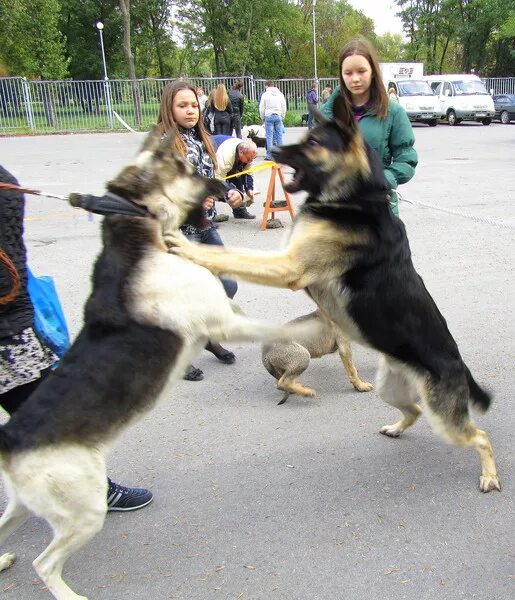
left=1, top=216, right=183, bottom=452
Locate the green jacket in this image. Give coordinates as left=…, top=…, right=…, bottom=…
left=321, top=86, right=418, bottom=215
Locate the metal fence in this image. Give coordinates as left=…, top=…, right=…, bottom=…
left=1, top=75, right=513, bottom=135
left=482, top=77, right=515, bottom=95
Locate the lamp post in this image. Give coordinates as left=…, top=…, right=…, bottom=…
left=312, top=0, right=318, bottom=83
left=96, top=21, right=114, bottom=128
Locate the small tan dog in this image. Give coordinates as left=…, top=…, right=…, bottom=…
left=262, top=309, right=373, bottom=404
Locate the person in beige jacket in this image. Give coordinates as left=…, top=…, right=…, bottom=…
left=213, top=135, right=258, bottom=219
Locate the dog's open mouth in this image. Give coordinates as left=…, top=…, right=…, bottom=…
left=284, top=168, right=303, bottom=193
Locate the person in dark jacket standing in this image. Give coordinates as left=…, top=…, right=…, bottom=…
left=0, top=165, right=153, bottom=511
left=206, top=84, right=234, bottom=136
left=321, top=37, right=417, bottom=216
left=229, top=80, right=245, bottom=138
left=306, top=83, right=318, bottom=129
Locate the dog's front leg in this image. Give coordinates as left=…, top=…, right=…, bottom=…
left=170, top=234, right=306, bottom=289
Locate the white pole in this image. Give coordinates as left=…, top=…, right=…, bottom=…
left=96, top=22, right=114, bottom=129
left=312, top=0, right=318, bottom=83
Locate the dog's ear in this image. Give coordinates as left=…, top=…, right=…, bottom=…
left=312, top=108, right=329, bottom=127
left=139, top=125, right=162, bottom=154
left=332, top=95, right=359, bottom=136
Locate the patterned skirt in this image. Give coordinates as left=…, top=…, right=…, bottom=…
left=0, top=327, right=57, bottom=394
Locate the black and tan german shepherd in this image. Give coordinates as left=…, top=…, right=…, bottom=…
left=170, top=114, right=500, bottom=494
left=0, top=130, right=319, bottom=599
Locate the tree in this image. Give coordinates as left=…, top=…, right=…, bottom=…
left=394, top=0, right=515, bottom=74
left=119, top=0, right=142, bottom=124
left=60, top=0, right=124, bottom=80
left=0, top=0, right=69, bottom=79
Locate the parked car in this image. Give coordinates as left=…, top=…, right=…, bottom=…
left=423, top=74, right=495, bottom=125
left=493, top=94, right=515, bottom=124
left=386, top=79, right=441, bottom=126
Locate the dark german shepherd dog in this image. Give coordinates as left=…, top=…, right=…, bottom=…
left=0, top=130, right=319, bottom=600
left=170, top=113, right=500, bottom=494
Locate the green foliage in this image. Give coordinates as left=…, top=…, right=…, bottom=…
left=0, top=0, right=512, bottom=80
left=283, top=112, right=302, bottom=126
left=394, top=0, right=514, bottom=75
left=0, top=0, right=69, bottom=79
left=241, top=100, right=260, bottom=125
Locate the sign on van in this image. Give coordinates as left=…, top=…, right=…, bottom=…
left=380, top=62, right=424, bottom=81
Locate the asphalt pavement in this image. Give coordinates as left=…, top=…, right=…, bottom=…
left=0, top=122, right=514, bottom=599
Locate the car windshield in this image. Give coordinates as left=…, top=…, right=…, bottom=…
left=453, top=80, right=489, bottom=95
left=398, top=80, right=434, bottom=96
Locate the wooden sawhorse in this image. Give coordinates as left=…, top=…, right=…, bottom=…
left=261, top=164, right=295, bottom=230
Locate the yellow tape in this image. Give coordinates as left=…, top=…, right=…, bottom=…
left=220, top=161, right=276, bottom=181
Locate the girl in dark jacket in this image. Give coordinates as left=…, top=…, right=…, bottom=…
left=156, top=81, right=244, bottom=381
left=208, top=84, right=234, bottom=135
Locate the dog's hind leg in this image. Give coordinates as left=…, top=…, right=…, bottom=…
left=335, top=335, right=373, bottom=392
left=277, top=374, right=316, bottom=399
left=32, top=495, right=106, bottom=600
left=24, top=449, right=108, bottom=599
left=376, top=356, right=422, bottom=437
left=420, top=377, right=500, bottom=493
left=0, top=480, right=30, bottom=572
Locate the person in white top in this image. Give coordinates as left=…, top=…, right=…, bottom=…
left=259, top=80, right=287, bottom=160
left=196, top=87, right=208, bottom=112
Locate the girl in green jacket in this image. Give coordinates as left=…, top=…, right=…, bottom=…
left=321, top=37, right=418, bottom=215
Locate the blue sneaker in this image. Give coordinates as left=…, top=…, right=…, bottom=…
left=107, top=478, right=153, bottom=512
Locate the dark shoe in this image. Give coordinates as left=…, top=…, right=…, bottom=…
left=205, top=341, right=236, bottom=364
left=213, top=214, right=229, bottom=222
left=233, top=207, right=256, bottom=220
left=183, top=365, right=204, bottom=381
left=107, top=478, right=153, bottom=512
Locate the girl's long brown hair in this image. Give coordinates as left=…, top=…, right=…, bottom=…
left=211, top=84, right=229, bottom=111
left=336, top=37, right=389, bottom=124
left=156, top=81, right=217, bottom=167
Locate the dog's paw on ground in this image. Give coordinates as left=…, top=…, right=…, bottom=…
left=479, top=475, right=501, bottom=493
left=0, top=552, right=16, bottom=572
left=379, top=423, right=404, bottom=438
left=353, top=380, right=373, bottom=392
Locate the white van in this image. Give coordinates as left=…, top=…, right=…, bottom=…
left=386, top=79, right=442, bottom=126
left=423, top=74, right=495, bottom=126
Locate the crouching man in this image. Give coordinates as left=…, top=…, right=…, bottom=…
left=212, top=135, right=258, bottom=220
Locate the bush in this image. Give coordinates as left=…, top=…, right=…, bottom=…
left=241, top=100, right=260, bottom=125
left=283, top=112, right=302, bottom=127
left=242, top=100, right=303, bottom=128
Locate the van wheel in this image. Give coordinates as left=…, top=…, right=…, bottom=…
left=481, top=118, right=491, bottom=125
left=447, top=110, right=458, bottom=126
left=427, top=119, right=438, bottom=127
left=500, top=110, right=510, bottom=124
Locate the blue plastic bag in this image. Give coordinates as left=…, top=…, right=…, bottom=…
left=27, top=267, right=70, bottom=358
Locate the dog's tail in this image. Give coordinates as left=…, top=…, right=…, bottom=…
left=465, top=365, right=491, bottom=413
left=277, top=391, right=290, bottom=405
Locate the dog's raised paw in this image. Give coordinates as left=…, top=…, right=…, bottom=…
left=0, top=552, right=16, bottom=572
left=479, top=475, right=501, bottom=493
